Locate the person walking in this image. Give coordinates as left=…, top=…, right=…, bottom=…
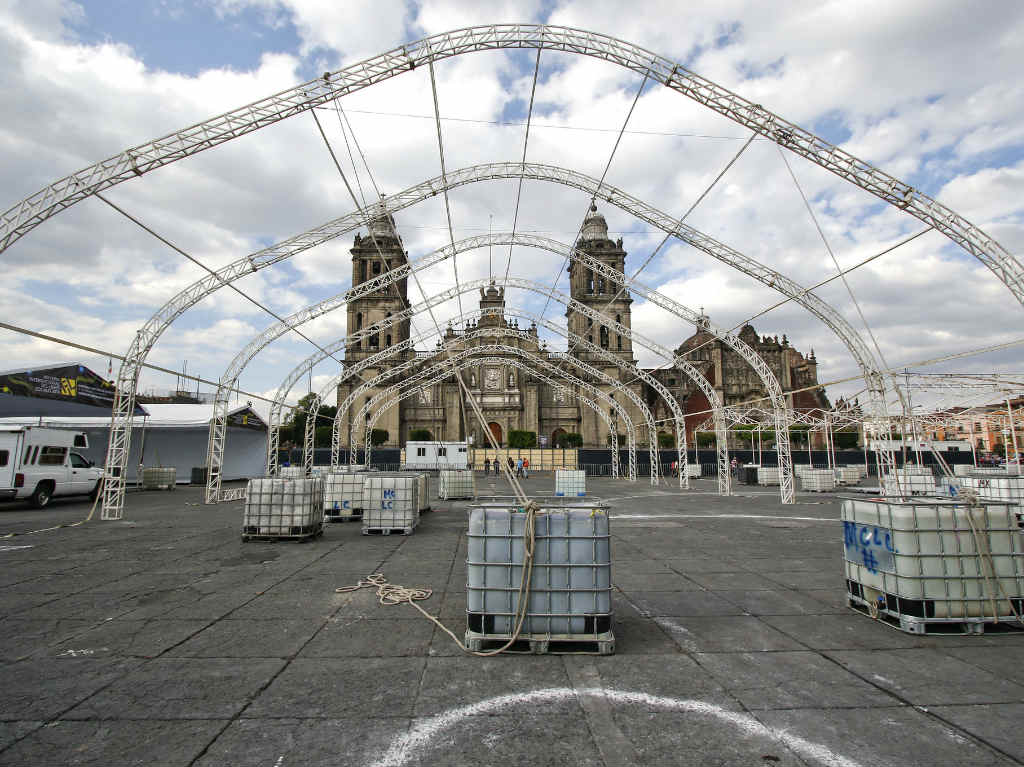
left=483, top=457, right=490, bottom=475
left=515, top=457, right=524, bottom=478
left=523, top=457, right=529, bottom=479
left=730, top=456, right=739, bottom=480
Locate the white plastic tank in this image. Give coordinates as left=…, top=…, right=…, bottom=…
left=757, top=467, right=780, bottom=486
left=555, top=469, right=586, bottom=497
left=882, top=470, right=936, bottom=496
left=279, top=466, right=305, bottom=479
left=141, top=466, right=176, bottom=490
left=685, top=464, right=702, bottom=479
left=439, top=469, right=475, bottom=499
left=466, top=503, right=612, bottom=636
left=414, top=473, right=430, bottom=513
left=960, top=474, right=1024, bottom=505
left=835, top=466, right=862, bottom=486
left=362, top=474, right=419, bottom=531
left=842, top=497, right=1024, bottom=620
left=800, top=469, right=836, bottom=492
left=243, top=477, right=324, bottom=537
left=323, top=471, right=366, bottom=517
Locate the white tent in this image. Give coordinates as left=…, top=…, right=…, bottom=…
left=0, top=403, right=267, bottom=483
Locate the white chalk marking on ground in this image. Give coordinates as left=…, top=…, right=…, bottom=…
left=611, top=513, right=838, bottom=523
left=56, top=649, right=96, bottom=657
left=0, top=545, right=34, bottom=551
left=369, top=687, right=863, bottom=767
left=273, top=755, right=285, bottom=767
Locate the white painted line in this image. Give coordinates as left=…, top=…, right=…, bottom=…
left=369, top=687, right=863, bottom=767
left=610, top=513, right=839, bottom=522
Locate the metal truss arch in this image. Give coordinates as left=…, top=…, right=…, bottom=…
left=354, top=352, right=638, bottom=482
left=3, top=23, right=1018, bottom=313
left=286, top=305, right=690, bottom=488
left=339, top=340, right=654, bottom=483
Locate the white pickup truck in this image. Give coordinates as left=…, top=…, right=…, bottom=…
left=0, top=426, right=104, bottom=508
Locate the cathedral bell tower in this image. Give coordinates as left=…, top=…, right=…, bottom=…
left=346, top=211, right=410, bottom=361
left=567, top=203, right=634, bottom=362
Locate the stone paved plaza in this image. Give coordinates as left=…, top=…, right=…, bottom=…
left=1, top=475, right=1022, bottom=766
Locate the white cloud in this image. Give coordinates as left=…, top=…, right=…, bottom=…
left=0, top=0, right=1022, bottom=413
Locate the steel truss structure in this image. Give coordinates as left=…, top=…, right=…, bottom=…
left=289, top=306, right=690, bottom=489
left=358, top=358, right=624, bottom=479
left=14, top=26, right=1005, bottom=513
left=336, top=339, right=656, bottom=483
left=105, top=155, right=897, bottom=514
left=203, top=253, right=739, bottom=505
left=354, top=352, right=637, bottom=481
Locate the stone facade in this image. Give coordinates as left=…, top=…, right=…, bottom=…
left=337, top=205, right=830, bottom=449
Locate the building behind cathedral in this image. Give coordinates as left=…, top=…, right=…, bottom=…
left=336, top=204, right=830, bottom=449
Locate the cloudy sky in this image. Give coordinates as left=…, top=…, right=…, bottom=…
left=1, top=0, right=1023, bottom=416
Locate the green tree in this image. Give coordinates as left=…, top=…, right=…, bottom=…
left=281, top=393, right=336, bottom=446
left=409, top=428, right=433, bottom=441
left=370, top=429, right=389, bottom=447
left=508, top=430, right=537, bottom=448
left=788, top=424, right=810, bottom=446
left=695, top=431, right=716, bottom=447
left=556, top=432, right=583, bottom=448
left=834, top=430, right=859, bottom=450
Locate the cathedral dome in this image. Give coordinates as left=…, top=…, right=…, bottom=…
left=580, top=202, right=608, bottom=241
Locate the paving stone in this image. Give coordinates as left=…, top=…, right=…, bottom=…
left=44, top=619, right=209, bottom=659
left=0, top=721, right=43, bottom=753
left=827, top=649, right=1024, bottom=705
left=930, top=704, right=1024, bottom=762
left=0, top=719, right=224, bottom=766
left=168, top=618, right=324, bottom=658
left=0, top=619, right=96, bottom=661
left=246, top=658, right=425, bottom=718
left=757, top=706, right=1015, bottom=767
left=682, top=571, right=780, bottom=591
left=714, top=588, right=843, bottom=616
left=300, top=616, right=435, bottom=657
left=611, top=571, right=701, bottom=591
left=0, top=657, right=141, bottom=721
left=653, top=615, right=805, bottom=652
left=576, top=654, right=736, bottom=706
left=624, top=590, right=746, bottom=617
left=695, top=651, right=899, bottom=709
left=194, top=717, right=411, bottom=767
left=63, top=658, right=285, bottom=720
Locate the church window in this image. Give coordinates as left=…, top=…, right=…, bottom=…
left=587, top=317, right=593, bottom=328
left=372, top=261, right=381, bottom=275
left=587, top=271, right=594, bottom=293
left=370, top=333, right=380, bottom=349
left=588, top=335, right=593, bottom=345
left=470, top=373, right=476, bottom=387
left=615, top=314, right=621, bottom=325
left=617, top=334, right=622, bottom=350
left=600, top=326, right=609, bottom=349
left=360, top=260, right=367, bottom=282
left=385, top=334, right=392, bottom=347
left=356, top=312, right=362, bottom=330
left=597, top=277, right=605, bottom=294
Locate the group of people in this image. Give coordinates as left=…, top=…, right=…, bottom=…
left=483, top=456, right=529, bottom=478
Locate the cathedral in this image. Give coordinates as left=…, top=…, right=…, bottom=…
left=336, top=204, right=830, bottom=449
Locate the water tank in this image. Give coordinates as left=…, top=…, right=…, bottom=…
left=466, top=503, right=613, bottom=650
left=555, top=469, right=586, bottom=497
left=438, top=469, right=475, bottom=499
left=279, top=466, right=305, bottom=479
left=842, top=497, right=1024, bottom=627
left=801, top=469, right=836, bottom=492
left=362, top=474, right=419, bottom=533
left=243, top=477, right=324, bottom=540
left=324, top=470, right=366, bottom=519
left=960, top=474, right=1024, bottom=504
left=141, top=467, right=176, bottom=490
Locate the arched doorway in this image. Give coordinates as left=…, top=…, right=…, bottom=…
left=552, top=428, right=567, bottom=448
left=488, top=422, right=503, bottom=445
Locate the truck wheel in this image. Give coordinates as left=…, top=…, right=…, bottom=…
left=30, top=482, right=53, bottom=509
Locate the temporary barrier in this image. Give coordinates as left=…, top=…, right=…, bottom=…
left=842, top=497, right=1024, bottom=633
left=141, top=466, right=176, bottom=490
left=438, top=469, right=475, bottom=500
left=362, top=474, right=419, bottom=534
left=243, top=477, right=324, bottom=541
left=466, top=502, right=614, bottom=653
left=554, top=469, right=586, bottom=497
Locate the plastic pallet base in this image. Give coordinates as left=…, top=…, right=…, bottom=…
left=362, top=525, right=416, bottom=536
left=242, top=525, right=323, bottom=543
left=847, top=596, right=1024, bottom=636
left=438, top=495, right=474, bottom=500
left=464, top=630, right=615, bottom=655
left=143, top=484, right=176, bottom=491
left=325, top=513, right=362, bottom=523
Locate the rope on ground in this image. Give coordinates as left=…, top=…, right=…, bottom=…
left=336, top=500, right=552, bottom=658
left=959, top=488, right=1024, bottom=626
left=0, top=485, right=102, bottom=539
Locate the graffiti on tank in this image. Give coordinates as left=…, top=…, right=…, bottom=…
left=843, top=521, right=897, bottom=574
